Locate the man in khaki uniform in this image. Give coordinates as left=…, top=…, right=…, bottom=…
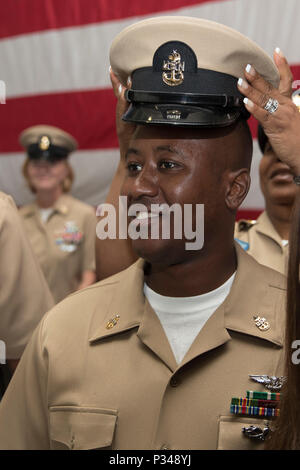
left=0, top=17, right=288, bottom=449
left=0, top=192, right=54, bottom=396
left=19, top=125, right=96, bottom=303
left=0, top=246, right=285, bottom=450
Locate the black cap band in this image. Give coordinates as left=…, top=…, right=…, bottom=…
left=27, top=144, right=69, bottom=162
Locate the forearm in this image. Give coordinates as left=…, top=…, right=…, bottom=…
left=95, top=159, right=138, bottom=281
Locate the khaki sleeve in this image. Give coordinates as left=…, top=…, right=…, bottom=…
left=82, top=208, right=96, bottom=272
left=0, top=193, right=54, bottom=359
left=0, top=318, right=50, bottom=449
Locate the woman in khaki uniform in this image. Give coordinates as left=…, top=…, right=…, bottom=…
left=19, top=125, right=96, bottom=304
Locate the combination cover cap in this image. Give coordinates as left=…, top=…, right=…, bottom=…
left=19, top=125, right=78, bottom=162
left=110, top=16, right=279, bottom=127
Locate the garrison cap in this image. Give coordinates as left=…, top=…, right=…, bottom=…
left=19, top=125, right=78, bottom=163
left=110, top=16, right=280, bottom=127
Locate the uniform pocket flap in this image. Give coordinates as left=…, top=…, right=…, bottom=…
left=49, top=406, right=118, bottom=450
left=217, top=415, right=270, bottom=450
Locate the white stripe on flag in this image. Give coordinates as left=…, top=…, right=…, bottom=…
left=1, top=0, right=299, bottom=98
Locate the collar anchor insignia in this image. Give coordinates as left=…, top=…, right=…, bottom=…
left=253, top=315, right=270, bottom=331
left=106, top=315, right=120, bottom=330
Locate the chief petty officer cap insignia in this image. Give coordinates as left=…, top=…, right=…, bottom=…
left=19, top=125, right=78, bottom=163
left=110, top=16, right=279, bottom=127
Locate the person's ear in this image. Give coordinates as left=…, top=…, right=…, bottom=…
left=224, top=169, right=251, bottom=211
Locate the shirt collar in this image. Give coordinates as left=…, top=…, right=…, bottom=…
left=223, top=243, right=286, bottom=347
left=88, top=259, right=145, bottom=343
left=52, top=194, right=71, bottom=215
left=21, top=194, right=71, bottom=217
left=255, top=211, right=284, bottom=249
left=88, top=244, right=286, bottom=360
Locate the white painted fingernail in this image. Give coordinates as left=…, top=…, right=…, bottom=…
left=275, top=47, right=284, bottom=57
left=118, top=84, right=123, bottom=95
left=245, top=64, right=255, bottom=76
left=127, top=76, right=132, bottom=86
left=237, top=78, right=248, bottom=89
left=243, top=97, right=254, bottom=108
left=109, top=65, right=112, bottom=72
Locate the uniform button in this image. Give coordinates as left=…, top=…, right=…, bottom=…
left=170, top=376, right=180, bottom=387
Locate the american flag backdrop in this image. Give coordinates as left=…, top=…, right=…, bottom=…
left=0, top=0, right=299, bottom=219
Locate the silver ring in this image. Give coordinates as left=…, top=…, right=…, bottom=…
left=264, top=98, right=279, bottom=114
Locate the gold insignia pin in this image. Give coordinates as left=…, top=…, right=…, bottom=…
left=39, top=135, right=50, bottom=150
left=59, top=205, right=68, bottom=215
left=253, top=315, right=270, bottom=331
left=162, top=50, right=185, bottom=86
left=106, top=315, right=120, bottom=330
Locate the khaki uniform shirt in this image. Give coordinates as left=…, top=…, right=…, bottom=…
left=0, top=244, right=286, bottom=450
left=20, top=194, right=96, bottom=304
left=234, top=211, right=289, bottom=275
left=0, top=192, right=54, bottom=359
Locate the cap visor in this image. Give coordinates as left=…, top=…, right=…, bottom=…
left=123, top=103, right=241, bottom=127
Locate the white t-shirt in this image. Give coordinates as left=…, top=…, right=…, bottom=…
left=144, top=273, right=236, bottom=364
left=39, top=208, right=54, bottom=223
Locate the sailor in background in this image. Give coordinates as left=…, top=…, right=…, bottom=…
left=234, top=94, right=299, bottom=274
left=0, top=192, right=54, bottom=398
left=19, top=125, right=96, bottom=304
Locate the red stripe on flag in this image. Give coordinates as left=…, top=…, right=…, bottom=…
left=0, top=0, right=227, bottom=39
left=1, top=64, right=300, bottom=153
left=0, top=90, right=259, bottom=153
left=0, top=89, right=119, bottom=152
left=236, top=209, right=263, bottom=221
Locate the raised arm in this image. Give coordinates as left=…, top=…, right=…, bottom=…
left=95, top=70, right=138, bottom=281
left=237, top=48, right=300, bottom=176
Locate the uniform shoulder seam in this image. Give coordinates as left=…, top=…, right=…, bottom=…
left=66, top=278, right=120, bottom=299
